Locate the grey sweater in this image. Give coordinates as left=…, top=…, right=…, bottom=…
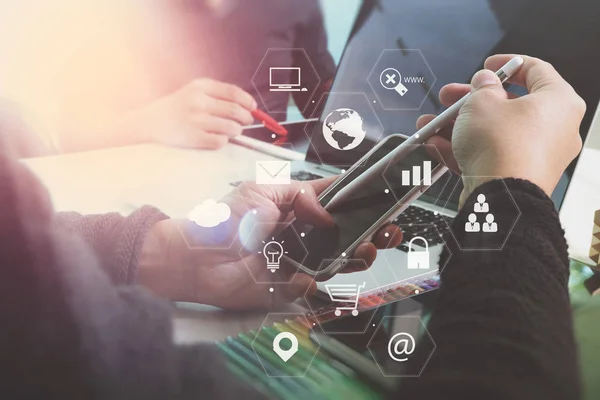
left=0, top=143, right=265, bottom=399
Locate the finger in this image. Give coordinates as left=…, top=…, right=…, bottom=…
left=426, top=136, right=460, bottom=174
left=439, top=83, right=471, bottom=107
left=193, top=79, right=257, bottom=110
left=184, top=131, right=229, bottom=150
left=469, top=69, right=508, bottom=99
left=275, top=274, right=316, bottom=304
left=192, top=114, right=244, bottom=138
left=416, top=114, right=454, bottom=141
left=274, top=176, right=338, bottom=206
left=289, top=182, right=335, bottom=227
left=341, top=244, right=376, bottom=273
left=307, top=175, right=339, bottom=195
left=438, top=78, right=518, bottom=106
left=194, top=96, right=254, bottom=125
left=372, top=224, right=403, bottom=249
left=484, top=54, right=571, bottom=95
left=416, top=114, right=435, bottom=130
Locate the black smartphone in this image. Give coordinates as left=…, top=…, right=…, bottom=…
left=278, top=134, right=447, bottom=279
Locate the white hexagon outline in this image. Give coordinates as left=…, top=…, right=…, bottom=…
left=232, top=140, right=317, bottom=207
left=251, top=48, right=322, bottom=115
left=367, top=315, right=436, bottom=378
left=381, top=142, right=451, bottom=204
left=441, top=177, right=522, bottom=251
left=302, top=258, right=384, bottom=335
left=181, top=150, right=267, bottom=250
left=250, top=312, right=321, bottom=378
left=302, top=91, right=385, bottom=168
left=238, top=222, right=308, bottom=285
left=381, top=222, right=452, bottom=282
left=227, top=141, right=298, bottom=196
left=367, top=49, right=437, bottom=111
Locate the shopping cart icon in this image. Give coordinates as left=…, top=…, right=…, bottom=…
left=325, top=282, right=366, bottom=316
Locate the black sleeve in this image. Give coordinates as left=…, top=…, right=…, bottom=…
left=0, top=140, right=265, bottom=399
left=55, top=207, right=168, bottom=285
left=292, top=0, right=336, bottom=118
left=397, top=179, right=580, bottom=400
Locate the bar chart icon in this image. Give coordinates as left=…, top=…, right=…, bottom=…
left=401, top=161, right=432, bottom=186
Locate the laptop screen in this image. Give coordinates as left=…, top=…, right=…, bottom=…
left=306, top=0, right=600, bottom=209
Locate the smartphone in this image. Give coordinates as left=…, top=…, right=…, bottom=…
left=277, top=134, right=448, bottom=279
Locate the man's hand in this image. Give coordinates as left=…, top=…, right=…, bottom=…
left=137, top=178, right=402, bottom=310
left=133, top=79, right=257, bottom=150
left=418, top=54, right=585, bottom=205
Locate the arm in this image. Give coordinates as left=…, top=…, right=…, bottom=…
left=55, top=207, right=168, bottom=285
left=400, top=54, right=586, bottom=399
left=399, top=179, right=579, bottom=399
left=0, top=134, right=265, bottom=399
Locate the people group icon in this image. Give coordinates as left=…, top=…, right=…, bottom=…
left=465, top=194, right=497, bottom=233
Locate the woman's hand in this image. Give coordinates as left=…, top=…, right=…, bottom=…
left=419, top=54, right=585, bottom=205
left=137, top=178, right=403, bottom=310
left=132, top=78, right=257, bottom=150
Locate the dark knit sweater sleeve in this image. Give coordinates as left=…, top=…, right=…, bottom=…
left=55, top=207, right=168, bottom=285
left=397, top=179, right=580, bottom=400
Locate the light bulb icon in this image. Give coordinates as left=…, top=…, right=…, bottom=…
left=260, top=237, right=288, bottom=273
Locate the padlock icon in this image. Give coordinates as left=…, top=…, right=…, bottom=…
left=407, top=236, right=430, bottom=269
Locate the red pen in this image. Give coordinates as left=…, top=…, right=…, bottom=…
left=251, top=109, right=288, bottom=136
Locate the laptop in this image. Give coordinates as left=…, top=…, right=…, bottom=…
left=233, top=0, right=600, bottom=289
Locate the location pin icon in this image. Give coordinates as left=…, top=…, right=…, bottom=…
left=273, top=332, right=299, bottom=362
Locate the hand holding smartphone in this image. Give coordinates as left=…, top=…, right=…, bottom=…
left=277, top=134, right=448, bottom=279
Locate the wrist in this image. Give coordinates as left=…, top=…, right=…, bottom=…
left=122, top=105, right=157, bottom=145
left=138, top=220, right=187, bottom=301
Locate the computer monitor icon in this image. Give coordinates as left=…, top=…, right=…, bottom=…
left=269, top=67, right=307, bottom=92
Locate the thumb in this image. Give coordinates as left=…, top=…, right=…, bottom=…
left=291, top=182, right=335, bottom=227
left=470, top=69, right=506, bottom=97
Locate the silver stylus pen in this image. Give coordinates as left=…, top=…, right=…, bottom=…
left=325, top=56, right=525, bottom=211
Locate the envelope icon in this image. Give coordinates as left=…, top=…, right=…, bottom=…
left=256, top=161, right=291, bottom=185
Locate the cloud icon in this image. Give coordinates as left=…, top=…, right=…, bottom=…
left=188, top=199, right=231, bottom=228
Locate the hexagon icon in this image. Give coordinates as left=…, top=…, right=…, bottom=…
left=251, top=48, right=321, bottom=115
left=367, top=315, right=436, bottom=378
left=442, top=177, right=521, bottom=251
left=381, top=223, right=452, bottom=283
left=238, top=222, right=307, bottom=284
left=381, top=142, right=450, bottom=204
left=304, top=259, right=385, bottom=334
left=250, top=313, right=321, bottom=378
left=304, top=92, right=384, bottom=169
left=233, top=141, right=311, bottom=208
left=174, top=193, right=253, bottom=250
left=368, top=49, right=436, bottom=111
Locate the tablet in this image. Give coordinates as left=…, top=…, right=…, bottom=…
left=231, top=120, right=316, bottom=160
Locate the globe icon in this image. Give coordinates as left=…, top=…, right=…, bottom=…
left=322, top=108, right=366, bottom=151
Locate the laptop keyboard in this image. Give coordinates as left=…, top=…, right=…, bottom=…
left=230, top=169, right=452, bottom=250
left=291, top=170, right=325, bottom=181
left=393, top=206, right=450, bottom=251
